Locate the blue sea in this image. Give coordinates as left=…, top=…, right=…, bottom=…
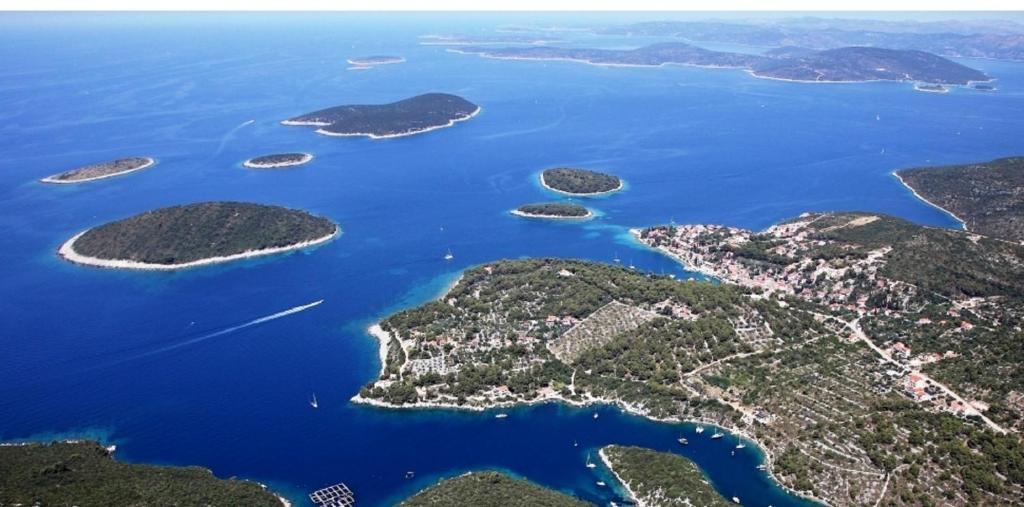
left=2, top=12, right=1023, bottom=507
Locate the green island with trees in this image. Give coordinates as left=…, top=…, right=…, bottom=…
left=601, top=445, right=730, bottom=506
left=541, top=168, right=622, bottom=195
left=282, top=93, right=479, bottom=138
left=0, top=441, right=284, bottom=506
left=399, top=471, right=589, bottom=507
left=514, top=202, right=591, bottom=219
left=62, top=201, right=337, bottom=267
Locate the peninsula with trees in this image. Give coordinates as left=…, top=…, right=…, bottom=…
left=895, top=156, right=1024, bottom=242
left=513, top=202, right=592, bottom=219
left=41, top=157, right=155, bottom=184
left=243, top=153, right=313, bottom=169
left=541, top=168, right=622, bottom=195
left=451, top=42, right=989, bottom=85
left=0, top=441, right=286, bottom=506
left=59, top=201, right=338, bottom=270
left=282, top=93, right=480, bottom=139
left=356, top=210, right=1024, bottom=506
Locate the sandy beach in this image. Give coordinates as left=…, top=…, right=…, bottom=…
left=41, top=157, right=156, bottom=184
left=57, top=226, right=339, bottom=271
left=311, top=106, right=481, bottom=140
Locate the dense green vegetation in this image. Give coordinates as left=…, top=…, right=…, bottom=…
left=285, top=93, right=478, bottom=136
left=806, top=212, right=1024, bottom=298
left=399, top=471, right=591, bottom=507
left=897, top=156, right=1024, bottom=242
left=516, top=202, right=590, bottom=217
left=72, top=201, right=336, bottom=265
left=244, top=152, right=311, bottom=167
left=602, top=445, right=730, bottom=506
left=0, top=441, right=282, bottom=507
left=541, top=168, right=621, bottom=194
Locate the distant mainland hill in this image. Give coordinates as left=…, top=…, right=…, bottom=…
left=541, top=167, right=622, bottom=195
left=896, top=156, right=1024, bottom=243
left=282, top=93, right=480, bottom=139
left=59, top=201, right=338, bottom=270
left=597, top=18, right=1024, bottom=61
left=41, top=157, right=154, bottom=184
left=452, top=42, right=989, bottom=85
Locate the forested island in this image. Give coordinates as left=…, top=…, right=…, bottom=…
left=41, top=157, right=154, bottom=184
left=399, top=471, right=589, bottom=506
left=541, top=168, right=622, bottom=195
left=600, top=445, right=730, bottom=507
left=452, top=42, right=989, bottom=85
left=513, top=202, right=592, bottom=219
left=59, top=201, right=338, bottom=270
left=282, top=93, right=480, bottom=139
left=0, top=441, right=285, bottom=506
left=243, top=153, right=313, bottom=169
left=357, top=211, right=1024, bottom=506
left=895, top=156, right=1024, bottom=242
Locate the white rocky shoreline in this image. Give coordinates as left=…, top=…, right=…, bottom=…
left=57, top=226, right=339, bottom=271
left=510, top=208, right=593, bottom=220
left=243, top=153, right=314, bottom=169
left=40, top=157, right=156, bottom=184
left=892, top=170, right=968, bottom=230
left=282, top=107, right=481, bottom=140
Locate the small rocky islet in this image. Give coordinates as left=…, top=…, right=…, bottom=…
left=41, top=157, right=155, bottom=184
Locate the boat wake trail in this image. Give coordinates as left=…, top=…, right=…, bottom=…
left=105, top=300, right=324, bottom=367
left=210, top=119, right=256, bottom=158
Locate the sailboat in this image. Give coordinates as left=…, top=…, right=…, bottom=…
left=613, top=252, right=621, bottom=263
left=444, top=248, right=454, bottom=261
left=735, top=443, right=746, bottom=449
left=310, top=393, right=319, bottom=409
left=711, top=431, right=724, bottom=439
left=586, top=455, right=597, bottom=469
left=695, top=426, right=705, bottom=434
left=677, top=436, right=688, bottom=445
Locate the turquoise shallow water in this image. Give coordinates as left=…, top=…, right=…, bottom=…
left=1, top=12, right=1022, bottom=506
